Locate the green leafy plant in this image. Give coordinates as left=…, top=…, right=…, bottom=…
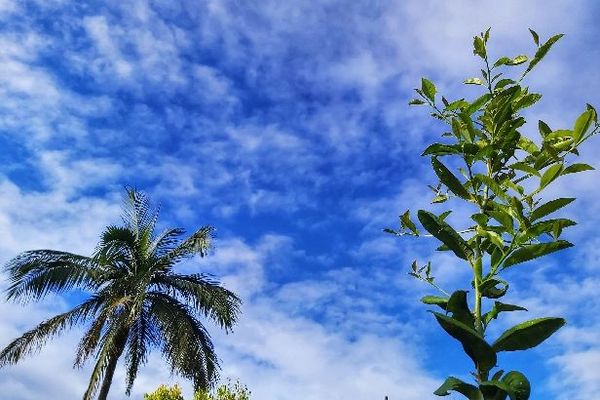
left=145, top=379, right=251, bottom=400
left=144, top=384, right=185, bottom=400
left=194, top=379, right=251, bottom=400
left=387, top=29, right=598, bottom=399
left=0, top=188, right=242, bottom=400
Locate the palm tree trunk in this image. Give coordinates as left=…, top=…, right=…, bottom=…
left=96, top=332, right=128, bottom=400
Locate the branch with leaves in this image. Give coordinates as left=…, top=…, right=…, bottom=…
left=387, top=29, right=598, bottom=400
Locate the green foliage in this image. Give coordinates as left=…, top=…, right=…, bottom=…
left=0, top=189, right=242, bottom=400
left=194, top=379, right=251, bottom=400
left=387, top=29, right=598, bottom=399
left=144, top=384, right=185, bottom=400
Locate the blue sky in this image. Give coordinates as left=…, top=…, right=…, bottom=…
left=0, top=1, right=599, bottom=399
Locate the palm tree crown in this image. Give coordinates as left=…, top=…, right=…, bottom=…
left=0, top=188, right=241, bottom=400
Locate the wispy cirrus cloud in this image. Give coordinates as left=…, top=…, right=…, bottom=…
left=0, top=1, right=599, bottom=399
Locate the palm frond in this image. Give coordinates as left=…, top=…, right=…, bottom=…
left=4, top=250, right=96, bottom=303
left=121, top=188, right=158, bottom=239
left=0, top=297, right=100, bottom=367
left=124, top=305, right=159, bottom=394
left=148, top=228, right=186, bottom=258
left=153, top=273, right=241, bottom=332
left=82, top=312, right=129, bottom=400
left=156, top=226, right=214, bottom=271
left=148, top=292, right=219, bottom=391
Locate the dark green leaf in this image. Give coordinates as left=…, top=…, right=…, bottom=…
left=422, top=78, right=437, bottom=102
left=432, top=312, right=497, bottom=373
left=538, top=120, right=552, bottom=137
left=434, top=377, right=482, bottom=399
left=484, top=302, right=527, bottom=325
left=523, top=34, right=564, bottom=77
left=479, top=381, right=514, bottom=400
left=492, top=317, right=566, bottom=352
left=447, top=290, right=475, bottom=328
left=529, top=28, right=540, bottom=46
left=431, top=158, right=472, bottom=200
left=422, top=143, right=462, bottom=156
left=562, top=163, right=594, bottom=175
left=409, top=98, right=426, bottom=105
left=479, top=278, right=509, bottom=299
left=421, top=295, right=448, bottom=310
left=418, top=210, right=473, bottom=260
left=530, top=198, right=575, bottom=221
left=502, top=240, right=573, bottom=269
left=502, top=371, right=531, bottom=400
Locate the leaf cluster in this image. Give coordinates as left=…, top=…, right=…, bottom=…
left=389, top=29, right=598, bottom=399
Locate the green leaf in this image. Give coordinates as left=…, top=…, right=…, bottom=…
left=422, top=143, right=462, bottom=156
left=421, top=295, right=448, bottom=310
left=539, top=163, right=563, bottom=189
left=530, top=198, right=575, bottom=221
left=538, top=120, right=552, bottom=137
left=495, top=78, right=515, bottom=90
left=422, top=78, right=437, bottom=102
left=418, top=210, right=473, bottom=260
left=492, top=57, right=511, bottom=68
left=515, top=93, right=541, bottom=109
left=473, top=174, right=509, bottom=201
left=483, top=302, right=527, bottom=325
left=431, top=311, right=497, bottom=373
left=464, top=77, right=484, bottom=85
left=502, top=240, right=573, bottom=269
left=431, top=158, right=471, bottom=200
left=401, top=210, right=419, bottom=235
left=507, top=55, right=528, bottom=66
left=493, top=317, right=565, bottom=352
left=479, top=278, right=509, bottom=299
left=466, top=94, right=492, bottom=115
left=562, top=163, right=594, bottom=175
left=502, top=371, right=531, bottom=400
left=510, top=162, right=540, bottom=177
left=479, top=381, right=514, bottom=400
left=471, top=213, right=489, bottom=226
left=409, top=98, right=426, bottom=105
left=434, top=377, right=482, bottom=399
left=573, top=109, right=595, bottom=143
left=473, top=36, right=486, bottom=59
left=447, top=290, right=475, bottom=328
left=529, top=28, right=540, bottom=46
left=522, top=33, right=564, bottom=77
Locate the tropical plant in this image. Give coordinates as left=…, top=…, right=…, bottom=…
left=194, top=378, right=251, bottom=400
left=144, top=379, right=251, bottom=400
left=0, top=188, right=241, bottom=400
left=386, top=29, right=598, bottom=399
left=144, top=384, right=185, bottom=400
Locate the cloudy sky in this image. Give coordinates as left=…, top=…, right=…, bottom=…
left=0, top=1, right=599, bottom=399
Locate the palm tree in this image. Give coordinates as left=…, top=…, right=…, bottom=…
left=0, top=188, right=241, bottom=400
